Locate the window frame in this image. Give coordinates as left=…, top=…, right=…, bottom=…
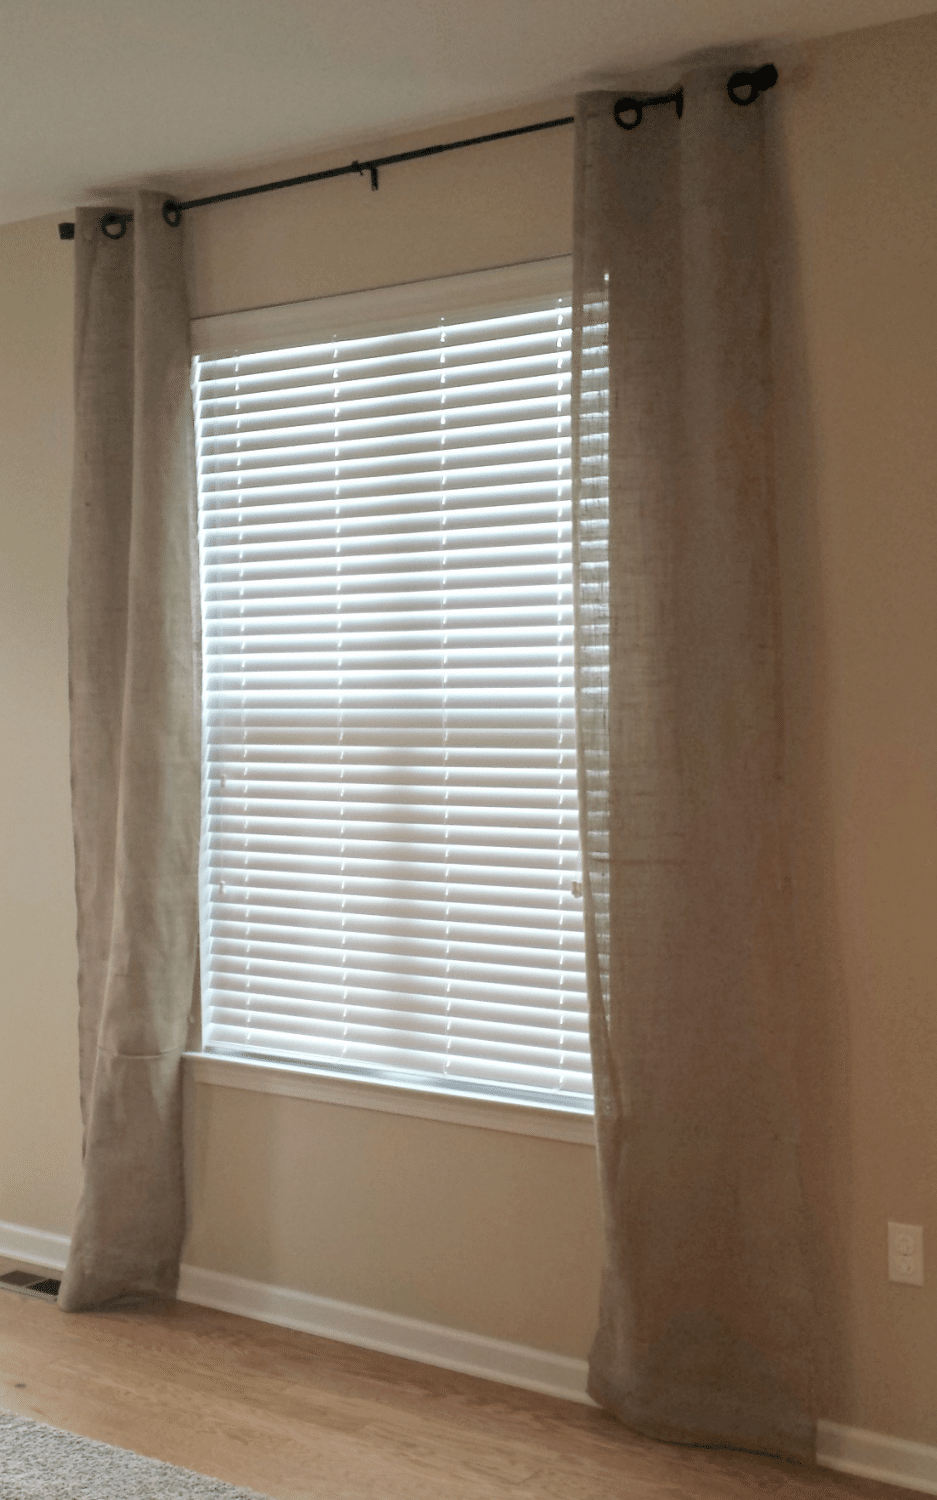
left=187, top=255, right=595, bottom=1144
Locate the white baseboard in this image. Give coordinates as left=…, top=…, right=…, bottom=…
left=7, top=1218, right=937, bottom=1486
left=0, top=1218, right=589, bottom=1405
left=0, top=1219, right=70, bottom=1272
left=817, top=1420, right=937, bottom=1496
left=177, top=1261, right=592, bottom=1403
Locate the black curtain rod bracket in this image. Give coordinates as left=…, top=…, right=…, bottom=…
left=57, top=68, right=777, bottom=241
left=351, top=160, right=380, bottom=191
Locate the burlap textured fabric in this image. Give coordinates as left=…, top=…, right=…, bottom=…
left=59, top=191, right=200, bottom=1312
left=572, top=65, right=816, bottom=1459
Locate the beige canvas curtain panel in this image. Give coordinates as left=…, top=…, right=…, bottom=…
left=572, top=66, right=816, bottom=1459
left=59, top=192, right=200, bottom=1312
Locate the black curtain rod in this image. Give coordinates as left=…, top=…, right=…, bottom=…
left=178, top=113, right=576, bottom=213
left=57, top=66, right=775, bottom=242
left=57, top=114, right=573, bottom=240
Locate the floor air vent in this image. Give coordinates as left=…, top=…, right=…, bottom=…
left=0, top=1270, right=61, bottom=1300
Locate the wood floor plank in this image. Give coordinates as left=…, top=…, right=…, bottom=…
left=0, top=1280, right=906, bottom=1500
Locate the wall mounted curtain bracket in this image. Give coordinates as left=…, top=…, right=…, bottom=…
left=351, top=160, right=380, bottom=190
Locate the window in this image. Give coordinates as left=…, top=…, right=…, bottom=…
left=192, top=258, right=591, bottom=1115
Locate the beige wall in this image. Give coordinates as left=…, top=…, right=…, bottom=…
left=772, top=14, right=937, bottom=1440
left=1, top=8, right=935, bottom=1427
left=0, top=215, right=81, bottom=1234
left=179, top=99, right=575, bottom=320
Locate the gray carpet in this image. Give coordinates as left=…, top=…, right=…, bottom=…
left=0, top=1412, right=274, bottom=1499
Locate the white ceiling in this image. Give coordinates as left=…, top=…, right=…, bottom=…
left=2, top=0, right=935, bottom=226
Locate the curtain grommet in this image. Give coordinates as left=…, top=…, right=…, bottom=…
left=613, top=97, right=643, bottom=130
left=100, top=213, right=129, bottom=240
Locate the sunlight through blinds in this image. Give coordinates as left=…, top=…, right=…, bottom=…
left=193, top=266, right=591, bottom=1110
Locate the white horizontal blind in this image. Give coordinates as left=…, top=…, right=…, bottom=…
left=193, top=265, right=591, bottom=1110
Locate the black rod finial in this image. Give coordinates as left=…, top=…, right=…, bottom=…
left=727, top=63, right=778, bottom=106
left=58, top=222, right=75, bottom=241
left=162, top=200, right=183, bottom=227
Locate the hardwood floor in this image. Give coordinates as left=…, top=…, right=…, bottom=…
left=0, top=1265, right=903, bottom=1500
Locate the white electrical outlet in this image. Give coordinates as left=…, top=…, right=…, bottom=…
left=888, top=1222, right=923, bottom=1285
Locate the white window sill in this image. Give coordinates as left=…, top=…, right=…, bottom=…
left=183, top=1053, right=596, bottom=1146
